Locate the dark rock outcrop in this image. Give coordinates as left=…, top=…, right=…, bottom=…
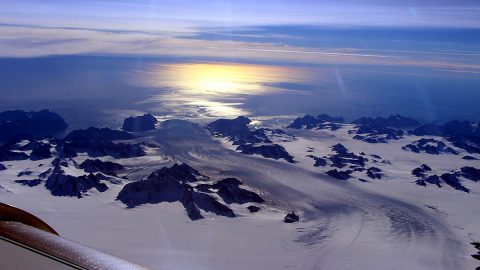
left=117, top=171, right=185, bottom=207
left=212, top=178, right=264, bottom=204
left=412, top=123, right=444, bottom=136
left=0, top=163, right=6, bottom=171
left=411, top=164, right=452, bottom=188
left=366, top=167, right=383, bottom=179
left=443, top=120, right=480, bottom=137
left=414, top=179, right=427, bottom=187
left=0, top=136, right=55, bottom=161
left=51, top=157, right=74, bottom=167
left=207, top=116, right=252, bottom=140
left=352, top=125, right=403, bottom=143
left=331, top=143, right=348, bottom=154
left=79, top=159, right=124, bottom=176
left=0, top=110, right=68, bottom=142
left=412, top=165, right=471, bottom=192
left=122, top=114, right=157, bottom=132
left=308, top=144, right=375, bottom=180
left=424, top=175, right=442, bottom=187
left=288, top=115, right=318, bottom=129
left=231, top=128, right=272, bottom=145
left=352, top=115, right=419, bottom=128
left=349, top=115, right=416, bottom=144
left=44, top=159, right=108, bottom=197
left=207, top=117, right=295, bottom=162
left=284, top=211, right=300, bottom=223
left=402, top=138, right=457, bottom=155
left=236, top=144, right=294, bottom=163
left=463, top=156, right=478, bottom=160
left=17, top=170, right=33, bottom=177
left=181, top=190, right=235, bottom=220
left=181, top=188, right=203, bottom=220
left=152, top=163, right=206, bottom=183
left=0, top=121, right=22, bottom=143
left=63, top=141, right=145, bottom=158
left=413, top=120, right=480, bottom=154
left=207, top=116, right=273, bottom=145
left=416, top=175, right=442, bottom=187
left=15, top=179, right=42, bottom=187
left=317, top=114, right=344, bottom=123
left=450, top=138, right=480, bottom=154
left=460, top=167, right=480, bottom=182
left=61, top=127, right=144, bottom=158
left=30, top=143, right=53, bottom=160
left=38, top=168, right=52, bottom=178
left=329, top=144, right=368, bottom=169
left=326, top=169, right=352, bottom=180
left=116, top=164, right=262, bottom=220
left=306, top=155, right=327, bottom=167
left=411, top=164, right=432, bottom=177
left=369, top=154, right=391, bottom=165
left=440, top=173, right=469, bottom=193
left=65, top=127, right=135, bottom=142
left=247, top=205, right=261, bottom=213
left=288, top=114, right=343, bottom=130
left=471, top=242, right=480, bottom=262
left=0, top=145, right=29, bottom=161
left=189, top=192, right=235, bottom=219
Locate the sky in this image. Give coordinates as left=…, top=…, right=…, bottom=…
left=0, top=0, right=479, bottom=74
left=2, top=0, right=480, bottom=29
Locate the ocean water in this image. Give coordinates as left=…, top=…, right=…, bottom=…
left=0, top=56, right=478, bottom=130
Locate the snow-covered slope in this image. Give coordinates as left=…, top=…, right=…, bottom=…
left=1, top=118, right=479, bottom=270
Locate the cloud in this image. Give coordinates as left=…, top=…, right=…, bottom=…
left=226, top=47, right=399, bottom=59
left=0, top=23, right=479, bottom=75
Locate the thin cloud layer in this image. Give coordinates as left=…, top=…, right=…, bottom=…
left=1, top=24, right=479, bottom=75
left=0, top=1, right=479, bottom=74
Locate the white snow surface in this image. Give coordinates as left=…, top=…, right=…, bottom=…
left=1, top=121, right=479, bottom=270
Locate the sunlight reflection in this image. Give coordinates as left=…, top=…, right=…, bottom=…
left=134, top=62, right=311, bottom=118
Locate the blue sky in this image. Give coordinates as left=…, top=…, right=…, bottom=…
left=0, top=0, right=479, bottom=73
left=2, top=0, right=480, bottom=29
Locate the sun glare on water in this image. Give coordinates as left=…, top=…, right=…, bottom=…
left=178, top=63, right=260, bottom=95
left=134, top=62, right=310, bottom=117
